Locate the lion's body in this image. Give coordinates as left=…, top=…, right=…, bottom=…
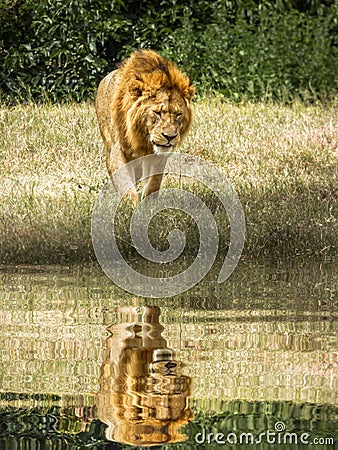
left=95, top=50, right=194, bottom=204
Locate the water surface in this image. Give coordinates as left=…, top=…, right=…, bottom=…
left=0, top=259, right=337, bottom=448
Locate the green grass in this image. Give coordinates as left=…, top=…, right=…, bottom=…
left=0, top=98, right=337, bottom=264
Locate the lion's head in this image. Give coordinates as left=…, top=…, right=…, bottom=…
left=116, top=50, right=195, bottom=156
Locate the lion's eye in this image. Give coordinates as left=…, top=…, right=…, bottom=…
left=154, top=111, right=162, bottom=117
left=175, top=113, right=182, bottom=120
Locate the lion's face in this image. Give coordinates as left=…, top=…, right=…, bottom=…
left=126, top=84, right=193, bottom=156
left=144, top=89, right=192, bottom=153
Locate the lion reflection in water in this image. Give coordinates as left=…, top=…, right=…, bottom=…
left=96, top=306, right=193, bottom=446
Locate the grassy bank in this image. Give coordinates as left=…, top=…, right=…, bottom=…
left=0, top=99, right=337, bottom=264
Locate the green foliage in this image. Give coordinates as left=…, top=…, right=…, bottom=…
left=0, top=0, right=337, bottom=103
left=0, top=0, right=129, bottom=102
left=174, top=1, right=338, bottom=101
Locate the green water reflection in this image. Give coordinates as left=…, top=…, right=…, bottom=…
left=0, top=260, right=337, bottom=448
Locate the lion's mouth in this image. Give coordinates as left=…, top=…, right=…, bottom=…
left=152, top=141, right=173, bottom=148
left=156, top=143, right=172, bottom=148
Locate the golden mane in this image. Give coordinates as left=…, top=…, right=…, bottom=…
left=118, top=49, right=195, bottom=101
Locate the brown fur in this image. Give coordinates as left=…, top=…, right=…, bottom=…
left=95, top=49, right=195, bottom=204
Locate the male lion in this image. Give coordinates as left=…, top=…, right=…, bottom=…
left=95, top=49, right=195, bottom=205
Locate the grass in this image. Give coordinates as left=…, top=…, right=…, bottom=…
left=0, top=98, right=337, bottom=264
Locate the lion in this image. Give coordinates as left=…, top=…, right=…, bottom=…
left=95, top=49, right=195, bottom=205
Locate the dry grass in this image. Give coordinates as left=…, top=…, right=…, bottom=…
left=0, top=98, right=337, bottom=264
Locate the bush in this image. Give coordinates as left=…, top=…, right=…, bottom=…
left=0, top=0, right=337, bottom=103
left=169, top=2, right=338, bottom=101
left=0, top=0, right=130, bottom=102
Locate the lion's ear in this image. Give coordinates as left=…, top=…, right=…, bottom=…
left=183, top=84, right=195, bottom=103
left=129, top=80, right=144, bottom=99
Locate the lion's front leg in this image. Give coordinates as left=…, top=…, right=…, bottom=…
left=142, top=174, right=164, bottom=200
left=141, top=153, right=169, bottom=200
left=107, top=142, right=139, bottom=206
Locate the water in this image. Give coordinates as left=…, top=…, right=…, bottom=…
left=0, top=259, right=337, bottom=449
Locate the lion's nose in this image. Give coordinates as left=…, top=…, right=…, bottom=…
left=162, top=132, right=178, bottom=142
